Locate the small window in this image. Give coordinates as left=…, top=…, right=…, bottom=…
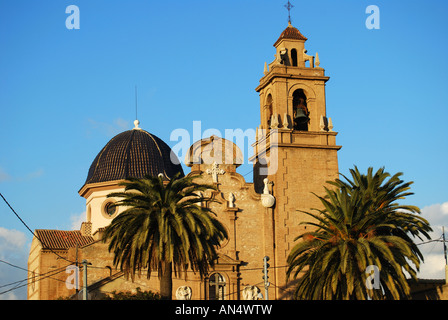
left=102, top=200, right=117, bottom=218
left=105, top=203, right=116, bottom=216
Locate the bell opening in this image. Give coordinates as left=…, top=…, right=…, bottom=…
left=293, top=89, right=309, bottom=131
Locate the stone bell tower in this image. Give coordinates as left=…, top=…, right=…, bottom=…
left=251, top=22, right=342, bottom=299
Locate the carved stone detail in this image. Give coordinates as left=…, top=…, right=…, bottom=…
left=206, top=161, right=225, bottom=183
left=228, top=192, right=235, bottom=208
left=261, top=178, right=275, bottom=208
left=242, top=286, right=261, bottom=300
left=176, top=286, right=192, bottom=300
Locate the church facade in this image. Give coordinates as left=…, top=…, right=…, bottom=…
left=27, top=22, right=341, bottom=300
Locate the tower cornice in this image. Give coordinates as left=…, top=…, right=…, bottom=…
left=256, top=69, right=329, bottom=93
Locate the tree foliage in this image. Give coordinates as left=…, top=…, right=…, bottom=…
left=287, top=167, right=432, bottom=300
left=101, top=287, right=161, bottom=300
left=102, top=173, right=228, bottom=299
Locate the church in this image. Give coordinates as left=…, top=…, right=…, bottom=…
left=27, top=20, right=341, bottom=300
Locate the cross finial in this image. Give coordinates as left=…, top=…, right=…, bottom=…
left=284, top=0, right=294, bottom=23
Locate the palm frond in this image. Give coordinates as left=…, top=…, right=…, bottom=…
left=287, top=166, right=432, bottom=300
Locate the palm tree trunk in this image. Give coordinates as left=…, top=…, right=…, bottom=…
left=159, top=261, right=172, bottom=300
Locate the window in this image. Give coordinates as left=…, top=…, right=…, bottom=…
left=86, top=205, right=91, bottom=222
left=209, top=273, right=226, bottom=300
left=292, top=89, right=309, bottom=131
left=266, top=94, right=273, bottom=128
left=291, top=49, right=298, bottom=66
left=102, top=200, right=117, bottom=218
left=105, top=203, right=116, bottom=216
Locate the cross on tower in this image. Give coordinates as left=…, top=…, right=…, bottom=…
left=284, top=0, right=294, bottom=23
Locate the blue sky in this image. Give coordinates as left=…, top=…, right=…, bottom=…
left=0, top=0, right=447, bottom=299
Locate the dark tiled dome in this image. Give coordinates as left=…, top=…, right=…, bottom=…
left=83, top=128, right=184, bottom=186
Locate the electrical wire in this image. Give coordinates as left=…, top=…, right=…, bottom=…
left=0, top=193, right=36, bottom=237
left=0, top=263, right=72, bottom=296
left=0, top=258, right=29, bottom=273
left=416, top=235, right=444, bottom=246
left=0, top=192, right=75, bottom=264
left=0, top=192, right=291, bottom=298
left=242, top=169, right=254, bottom=177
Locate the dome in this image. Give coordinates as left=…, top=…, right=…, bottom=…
left=273, top=22, right=307, bottom=47
left=83, top=127, right=184, bottom=186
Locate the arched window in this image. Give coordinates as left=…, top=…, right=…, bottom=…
left=209, top=273, right=226, bottom=300
left=86, top=205, right=91, bottom=222
left=253, top=158, right=268, bottom=194
left=31, top=271, right=36, bottom=291
left=291, top=49, right=298, bottom=67
left=292, top=89, right=309, bottom=131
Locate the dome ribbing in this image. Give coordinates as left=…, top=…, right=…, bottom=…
left=83, top=129, right=184, bottom=186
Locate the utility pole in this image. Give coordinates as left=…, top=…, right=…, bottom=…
left=443, top=227, right=447, bottom=265
left=82, top=259, right=91, bottom=300
left=443, top=227, right=448, bottom=285
left=263, top=256, right=270, bottom=300
left=75, top=244, right=79, bottom=295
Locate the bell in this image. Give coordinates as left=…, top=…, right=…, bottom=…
left=294, top=108, right=309, bottom=124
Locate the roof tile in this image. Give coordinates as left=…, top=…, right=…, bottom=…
left=35, top=229, right=95, bottom=250
left=274, top=23, right=307, bottom=47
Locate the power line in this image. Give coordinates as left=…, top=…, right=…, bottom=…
left=0, top=259, right=29, bottom=273
left=0, top=192, right=36, bottom=237
left=0, top=278, right=28, bottom=290
left=242, top=169, right=253, bottom=177
left=0, top=263, right=72, bottom=296
left=0, top=280, right=28, bottom=296
left=0, top=192, right=292, bottom=298
left=416, top=235, right=444, bottom=246
left=0, top=256, right=290, bottom=299
left=0, top=258, right=73, bottom=288
left=0, top=192, right=75, bottom=264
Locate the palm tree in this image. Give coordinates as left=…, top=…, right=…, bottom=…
left=286, top=167, right=432, bottom=300
left=102, top=173, right=228, bottom=300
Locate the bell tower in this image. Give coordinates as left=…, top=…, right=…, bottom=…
left=258, top=21, right=330, bottom=133
left=251, top=21, right=342, bottom=299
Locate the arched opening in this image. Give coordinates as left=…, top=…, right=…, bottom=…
left=292, top=89, right=309, bottom=131
left=253, top=157, right=268, bottom=194
left=291, top=49, right=298, bottom=67
left=86, top=205, right=91, bottom=222
left=208, top=273, right=226, bottom=300
left=266, top=94, right=273, bottom=128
